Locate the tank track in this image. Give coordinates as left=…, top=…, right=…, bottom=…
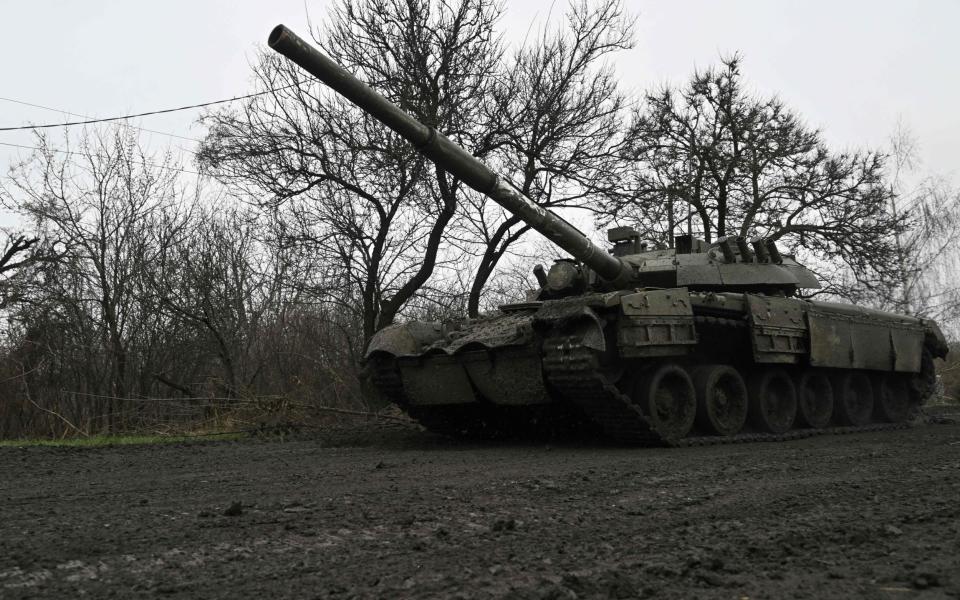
left=542, top=334, right=912, bottom=447
left=541, top=337, right=661, bottom=445
left=372, top=345, right=913, bottom=446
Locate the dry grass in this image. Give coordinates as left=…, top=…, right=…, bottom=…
left=0, top=432, right=244, bottom=448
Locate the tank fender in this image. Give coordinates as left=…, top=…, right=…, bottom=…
left=920, top=318, right=949, bottom=359
left=365, top=321, right=444, bottom=358
left=568, top=312, right=607, bottom=351
left=535, top=304, right=606, bottom=351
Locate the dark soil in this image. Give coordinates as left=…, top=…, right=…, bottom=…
left=2, top=418, right=959, bottom=599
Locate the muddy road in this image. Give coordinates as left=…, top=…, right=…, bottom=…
left=2, top=420, right=959, bottom=599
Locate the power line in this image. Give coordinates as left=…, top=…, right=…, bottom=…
left=0, top=84, right=297, bottom=133
left=0, top=141, right=201, bottom=176
left=0, top=96, right=200, bottom=143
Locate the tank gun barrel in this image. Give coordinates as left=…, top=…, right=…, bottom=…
left=267, top=25, right=629, bottom=284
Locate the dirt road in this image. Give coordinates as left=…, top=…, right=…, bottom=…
left=2, top=421, right=959, bottom=599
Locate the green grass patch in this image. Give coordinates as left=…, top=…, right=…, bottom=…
left=0, top=432, right=244, bottom=448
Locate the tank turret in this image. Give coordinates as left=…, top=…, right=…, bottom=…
left=269, top=25, right=820, bottom=297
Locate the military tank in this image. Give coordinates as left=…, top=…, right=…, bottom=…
left=269, top=25, right=949, bottom=445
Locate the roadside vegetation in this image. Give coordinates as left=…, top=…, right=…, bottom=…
left=1, top=0, right=958, bottom=440
left=0, top=432, right=244, bottom=448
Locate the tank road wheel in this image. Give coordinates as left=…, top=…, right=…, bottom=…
left=874, top=373, right=912, bottom=423
left=794, top=370, right=834, bottom=429
left=690, top=365, right=748, bottom=436
left=635, top=364, right=697, bottom=442
left=747, top=369, right=797, bottom=434
left=832, top=371, right=874, bottom=426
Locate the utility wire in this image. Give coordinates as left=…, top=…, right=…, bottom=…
left=0, top=96, right=200, bottom=143
left=0, top=141, right=201, bottom=176
left=0, top=84, right=297, bottom=132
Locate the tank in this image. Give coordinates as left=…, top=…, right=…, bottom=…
left=269, top=25, right=949, bottom=444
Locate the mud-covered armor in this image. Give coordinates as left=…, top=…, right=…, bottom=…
left=269, top=25, right=948, bottom=445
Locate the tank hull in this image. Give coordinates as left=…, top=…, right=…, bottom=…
left=367, top=288, right=945, bottom=444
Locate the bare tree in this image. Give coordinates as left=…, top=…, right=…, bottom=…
left=0, top=127, right=189, bottom=431
left=7, top=129, right=184, bottom=397
left=0, top=234, right=38, bottom=274
left=0, top=233, right=47, bottom=308
left=0, top=122, right=394, bottom=437
left=150, top=205, right=290, bottom=398
left=878, top=121, right=960, bottom=327
left=199, top=0, right=502, bottom=343
left=606, top=56, right=908, bottom=298
left=455, top=0, right=634, bottom=316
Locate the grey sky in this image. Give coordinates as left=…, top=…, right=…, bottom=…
left=1, top=0, right=958, bottom=192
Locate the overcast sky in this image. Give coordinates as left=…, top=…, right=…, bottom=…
left=1, top=0, right=958, bottom=198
